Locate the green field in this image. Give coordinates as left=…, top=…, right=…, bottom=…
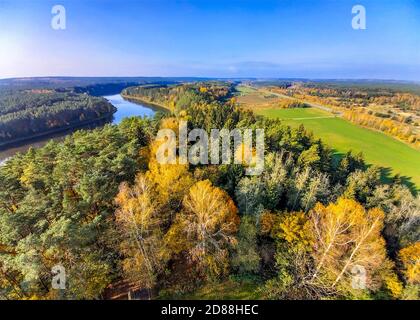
left=257, top=108, right=420, bottom=188
left=236, top=85, right=258, bottom=94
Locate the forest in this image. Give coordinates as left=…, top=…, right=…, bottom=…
left=122, top=81, right=234, bottom=112
left=0, top=90, right=116, bottom=146
left=0, top=82, right=418, bottom=300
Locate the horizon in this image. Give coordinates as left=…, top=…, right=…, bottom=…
left=1, top=76, right=420, bottom=84
left=1, top=0, right=419, bottom=80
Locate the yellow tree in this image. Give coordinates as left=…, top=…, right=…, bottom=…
left=147, top=158, right=194, bottom=209
left=276, top=212, right=315, bottom=297
left=147, top=117, right=194, bottom=208
left=277, top=212, right=313, bottom=250
left=399, top=242, right=420, bottom=285
left=115, top=174, right=168, bottom=294
left=309, top=198, right=388, bottom=294
left=166, top=180, right=240, bottom=278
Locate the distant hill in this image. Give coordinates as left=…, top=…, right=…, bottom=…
left=0, top=76, right=210, bottom=92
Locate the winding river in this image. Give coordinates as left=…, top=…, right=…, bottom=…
left=0, top=94, right=156, bottom=164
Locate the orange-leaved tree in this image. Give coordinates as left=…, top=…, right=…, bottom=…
left=399, top=242, right=420, bottom=285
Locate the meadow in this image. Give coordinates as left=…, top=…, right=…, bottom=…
left=257, top=107, right=420, bottom=188
left=235, top=85, right=280, bottom=108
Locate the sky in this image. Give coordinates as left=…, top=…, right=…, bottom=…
left=0, top=0, right=419, bottom=80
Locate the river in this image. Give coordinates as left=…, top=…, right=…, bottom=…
left=0, top=94, right=156, bottom=164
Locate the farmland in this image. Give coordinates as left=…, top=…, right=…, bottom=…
left=257, top=107, right=420, bottom=188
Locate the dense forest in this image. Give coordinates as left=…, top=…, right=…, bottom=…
left=0, top=83, right=418, bottom=300
left=0, top=90, right=116, bottom=146
left=122, top=81, right=234, bottom=112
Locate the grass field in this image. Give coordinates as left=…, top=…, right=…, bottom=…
left=261, top=107, right=333, bottom=119
left=236, top=85, right=258, bottom=94
left=257, top=108, right=420, bottom=189
left=235, top=85, right=282, bottom=108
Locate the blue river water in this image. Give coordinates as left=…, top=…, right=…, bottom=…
left=104, top=94, right=155, bottom=124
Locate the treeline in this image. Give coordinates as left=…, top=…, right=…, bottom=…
left=0, top=90, right=116, bottom=145
left=270, top=83, right=420, bottom=113
left=122, top=82, right=234, bottom=113
left=296, top=80, right=420, bottom=97
left=73, top=82, right=141, bottom=96
left=343, top=109, right=420, bottom=148
left=278, top=99, right=309, bottom=109
left=72, top=80, right=182, bottom=96
left=0, top=83, right=418, bottom=300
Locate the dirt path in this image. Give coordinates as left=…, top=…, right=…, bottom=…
left=287, top=116, right=337, bottom=120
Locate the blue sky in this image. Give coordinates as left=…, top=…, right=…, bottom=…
left=0, top=0, right=419, bottom=80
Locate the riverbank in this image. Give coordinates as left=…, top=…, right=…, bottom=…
left=120, top=93, right=171, bottom=113
left=0, top=113, right=114, bottom=151
left=0, top=94, right=160, bottom=162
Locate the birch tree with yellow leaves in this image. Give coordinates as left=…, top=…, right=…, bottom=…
left=309, top=198, right=389, bottom=294
left=115, top=174, right=168, bottom=294
left=166, top=180, right=240, bottom=278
